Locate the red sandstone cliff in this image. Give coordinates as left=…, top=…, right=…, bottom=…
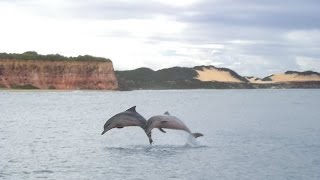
left=0, top=59, right=118, bottom=90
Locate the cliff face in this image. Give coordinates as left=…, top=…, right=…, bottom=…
left=0, top=59, right=118, bottom=90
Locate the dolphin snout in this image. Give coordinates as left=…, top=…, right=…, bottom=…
left=101, top=129, right=107, bottom=135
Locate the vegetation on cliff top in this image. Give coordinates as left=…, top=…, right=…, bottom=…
left=0, top=51, right=111, bottom=62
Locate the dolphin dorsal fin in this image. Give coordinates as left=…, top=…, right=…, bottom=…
left=164, top=111, right=170, bottom=115
left=126, top=106, right=136, bottom=112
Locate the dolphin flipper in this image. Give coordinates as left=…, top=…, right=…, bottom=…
left=192, top=133, right=204, bottom=138
left=158, top=128, right=166, bottom=133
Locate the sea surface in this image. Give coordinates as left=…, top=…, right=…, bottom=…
left=0, top=89, right=320, bottom=180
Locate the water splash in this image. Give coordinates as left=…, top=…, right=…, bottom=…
left=185, top=134, right=201, bottom=147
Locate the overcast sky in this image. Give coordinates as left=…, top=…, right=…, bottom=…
left=0, top=0, right=319, bottom=76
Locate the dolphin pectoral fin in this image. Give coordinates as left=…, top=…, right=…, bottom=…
left=117, top=127, right=124, bottom=128
left=192, top=133, right=204, bottom=138
left=158, top=128, right=166, bottom=133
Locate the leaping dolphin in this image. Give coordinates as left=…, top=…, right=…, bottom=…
left=101, top=106, right=148, bottom=137
left=145, top=111, right=204, bottom=144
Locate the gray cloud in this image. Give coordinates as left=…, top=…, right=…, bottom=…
left=180, top=0, right=320, bottom=29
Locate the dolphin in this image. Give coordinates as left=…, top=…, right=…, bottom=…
left=145, top=111, right=204, bottom=144
left=101, top=106, right=148, bottom=136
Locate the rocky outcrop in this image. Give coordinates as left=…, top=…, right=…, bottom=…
left=0, top=56, right=118, bottom=90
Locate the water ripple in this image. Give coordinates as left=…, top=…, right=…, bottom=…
left=1, top=90, right=320, bottom=179
left=33, top=170, right=54, bottom=174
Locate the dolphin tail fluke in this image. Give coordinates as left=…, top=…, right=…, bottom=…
left=192, top=133, right=204, bottom=138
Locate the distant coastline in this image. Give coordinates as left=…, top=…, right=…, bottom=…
left=1, top=51, right=320, bottom=90
left=115, top=66, right=320, bottom=90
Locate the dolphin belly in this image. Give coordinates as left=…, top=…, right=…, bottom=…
left=158, top=120, right=191, bottom=133
left=116, top=119, right=144, bottom=128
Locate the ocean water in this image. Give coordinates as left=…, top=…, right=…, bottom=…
left=0, top=89, right=320, bottom=180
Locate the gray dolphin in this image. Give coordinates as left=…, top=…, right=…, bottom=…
left=101, top=106, right=148, bottom=136
left=145, top=111, right=204, bottom=144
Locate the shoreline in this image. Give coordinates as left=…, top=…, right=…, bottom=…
left=1, top=88, right=319, bottom=92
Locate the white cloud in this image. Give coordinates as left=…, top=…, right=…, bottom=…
left=151, top=0, right=202, bottom=7
left=0, top=5, right=188, bottom=70
left=0, top=0, right=320, bottom=76
left=295, top=56, right=320, bottom=72
left=286, top=30, right=320, bottom=45
left=209, top=52, right=275, bottom=77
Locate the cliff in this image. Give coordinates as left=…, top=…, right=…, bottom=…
left=0, top=52, right=118, bottom=90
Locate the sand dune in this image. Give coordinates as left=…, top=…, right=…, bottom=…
left=195, top=67, right=320, bottom=84
left=195, top=67, right=243, bottom=83
left=245, top=72, right=320, bottom=84
left=268, top=73, right=320, bottom=82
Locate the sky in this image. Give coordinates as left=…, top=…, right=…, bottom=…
left=0, top=0, right=319, bottom=77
